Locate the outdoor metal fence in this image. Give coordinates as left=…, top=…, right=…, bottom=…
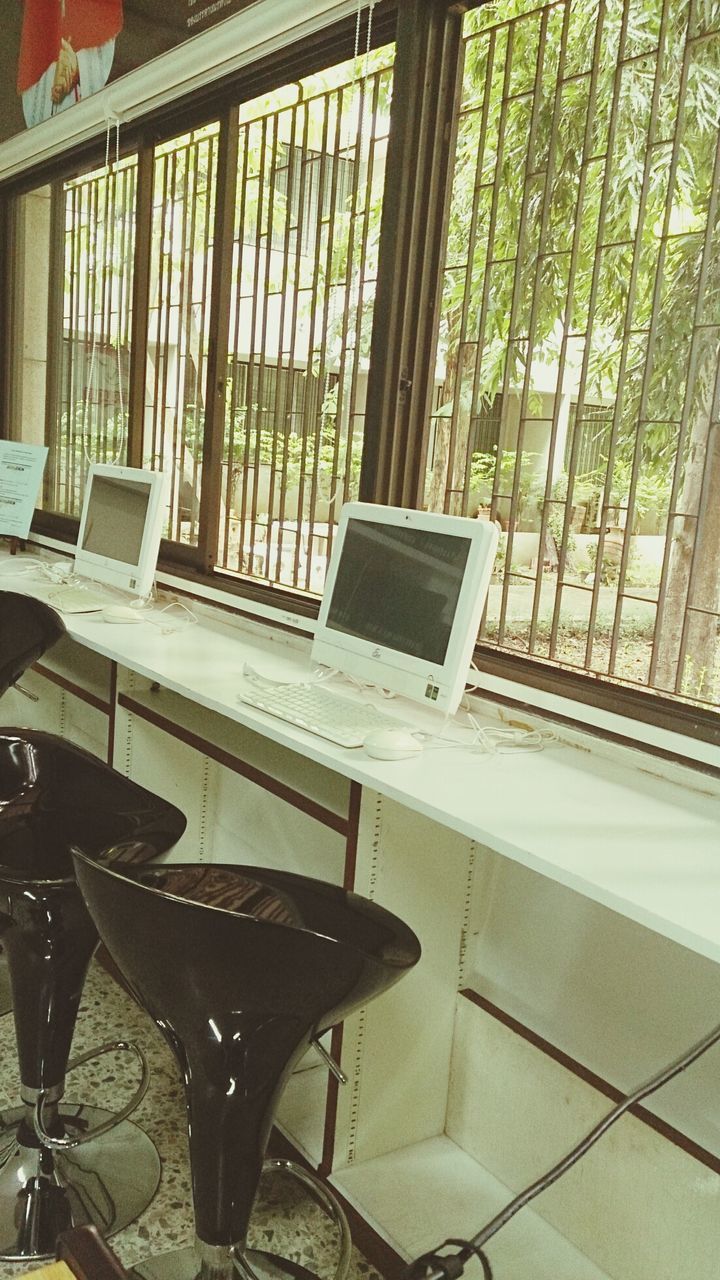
left=425, top=0, right=720, bottom=709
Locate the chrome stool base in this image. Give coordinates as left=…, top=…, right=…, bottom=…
left=0, top=1102, right=160, bottom=1261
left=0, top=957, right=10, bottom=1017
left=130, top=1159, right=352, bottom=1280
left=130, top=1245, right=319, bottom=1280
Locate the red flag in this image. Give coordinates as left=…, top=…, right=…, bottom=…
left=18, top=1, right=124, bottom=94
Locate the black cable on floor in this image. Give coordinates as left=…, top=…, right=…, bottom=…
left=405, top=1013, right=720, bottom=1279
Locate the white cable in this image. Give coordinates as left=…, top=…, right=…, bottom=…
left=242, top=663, right=337, bottom=689
left=336, top=669, right=397, bottom=699
left=0, top=556, right=49, bottom=578
left=417, top=714, right=557, bottom=755
left=469, top=717, right=556, bottom=754
left=145, top=599, right=198, bottom=634
left=0, top=559, right=74, bottom=584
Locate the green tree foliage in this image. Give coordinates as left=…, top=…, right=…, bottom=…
left=428, top=0, right=720, bottom=700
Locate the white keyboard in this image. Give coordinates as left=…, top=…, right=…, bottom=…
left=238, top=682, right=404, bottom=748
left=46, top=583, right=116, bottom=613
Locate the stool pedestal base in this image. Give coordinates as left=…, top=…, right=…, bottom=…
left=130, top=1244, right=320, bottom=1280
left=0, top=957, right=10, bottom=1016
left=0, top=1102, right=160, bottom=1261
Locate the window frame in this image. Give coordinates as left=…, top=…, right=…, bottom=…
left=0, top=0, right=718, bottom=748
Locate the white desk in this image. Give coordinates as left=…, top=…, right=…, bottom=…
left=7, top=571, right=720, bottom=964
left=4, top=562, right=720, bottom=1280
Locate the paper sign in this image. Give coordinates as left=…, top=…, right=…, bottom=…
left=0, top=442, right=48, bottom=539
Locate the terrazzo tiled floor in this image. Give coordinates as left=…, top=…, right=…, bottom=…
left=0, top=962, right=382, bottom=1280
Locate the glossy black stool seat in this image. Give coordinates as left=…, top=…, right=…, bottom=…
left=0, top=729, right=186, bottom=1261
left=72, top=857, right=422, bottom=1280
left=0, top=591, right=65, bottom=700
left=0, top=591, right=66, bottom=1017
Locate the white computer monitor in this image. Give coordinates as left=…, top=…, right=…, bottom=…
left=74, top=463, right=169, bottom=597
left=312, top=502, right=499, bottom=715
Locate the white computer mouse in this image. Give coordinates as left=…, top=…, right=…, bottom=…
left=101, top=606, right=144, bottom=624
left=363, top=727, right=423, bottom=761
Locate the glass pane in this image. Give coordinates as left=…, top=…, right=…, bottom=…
left=424, top=0, right=720, bottom=711
left=8, top=155, right=137, bottom=517
left=145, top=124, right=220, bottom=545
left=7, top=184, right=53, bottom=477
left=217, top=45, right=395, bottom=594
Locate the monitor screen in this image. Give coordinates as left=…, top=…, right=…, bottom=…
left=74, top=464, right=169, bottom=597
left=80, top=474, right=152, bottom=565
left=312, top=503, right=499, bottom=715
left=325, top=520, right=471, bottom=666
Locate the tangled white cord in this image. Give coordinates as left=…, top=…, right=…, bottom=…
left=417, top=716, right=556, bottom=755
left=0, top=557, right=72, bottom=583
left=145, top=603, right=197, bottom=634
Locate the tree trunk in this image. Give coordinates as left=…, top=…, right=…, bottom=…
left=425, top=343, right=476, bottom=515
left=654, top=355, right=720, bottom=699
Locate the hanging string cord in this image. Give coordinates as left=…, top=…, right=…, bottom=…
left=82, top=116, right=125, bottom=467
left=113, top=118, right=125, bottom=459
left=408, top=1014, right=720, bottom=1280
left=353, top=1, right=363, bottom=60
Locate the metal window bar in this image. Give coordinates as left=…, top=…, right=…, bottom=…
left=145, top=125, right=219, bottom=544
left=577, top=0, right=675, bottom=679
left=55, top=156, right=137, bottom=515
left=424, top=0, right=720, bottom=711
left=218, top=51, right=393, bottom=594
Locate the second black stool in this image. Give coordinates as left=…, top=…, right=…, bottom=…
left=72, top=856, right=422, bottom=1280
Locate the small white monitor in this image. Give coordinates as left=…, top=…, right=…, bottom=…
left=74, top=464, right=169, bottom=597
left=312, top=503, right=499, bottom=715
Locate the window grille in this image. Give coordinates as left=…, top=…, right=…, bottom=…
left=5, top=3, right=718, bottom=725
left=424, top=0, right=720, bottom=710
left=145, top=124, right=220, bottom=545
left=218, top=51, right=394, bottom=594
left=55, top=156, right=137, bottom=513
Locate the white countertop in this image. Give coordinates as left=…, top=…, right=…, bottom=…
left=4, top=564, right=720, bottom=963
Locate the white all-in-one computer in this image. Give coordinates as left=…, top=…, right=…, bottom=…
left=73, top=463, right=169, bottom=597
left=240, top=502, right=499, bottom=747
left=313, top=502, right=499, bottom=715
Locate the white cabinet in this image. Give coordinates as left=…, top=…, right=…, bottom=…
left=8, top=636, right=720, bottom=1280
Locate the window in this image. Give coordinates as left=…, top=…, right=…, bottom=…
left=218, top=55, right=392, bottom=591
left=423, top=0, right=720, bottom=714
left=146, top=125, right=220, bottom=546
left=6, top=33, right=394, bottom=596
left=3, top=0, right=719, bottom=729
left=9, top=156, right=137, bottom=516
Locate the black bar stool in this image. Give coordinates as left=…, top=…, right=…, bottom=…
left=0, top=729, right=187, bottom=1262
left=0, top=591, right=66, bottom=1015
left=71, top=856, right=422, bottom=1280
left=0, top=590, right=66, bottom=700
